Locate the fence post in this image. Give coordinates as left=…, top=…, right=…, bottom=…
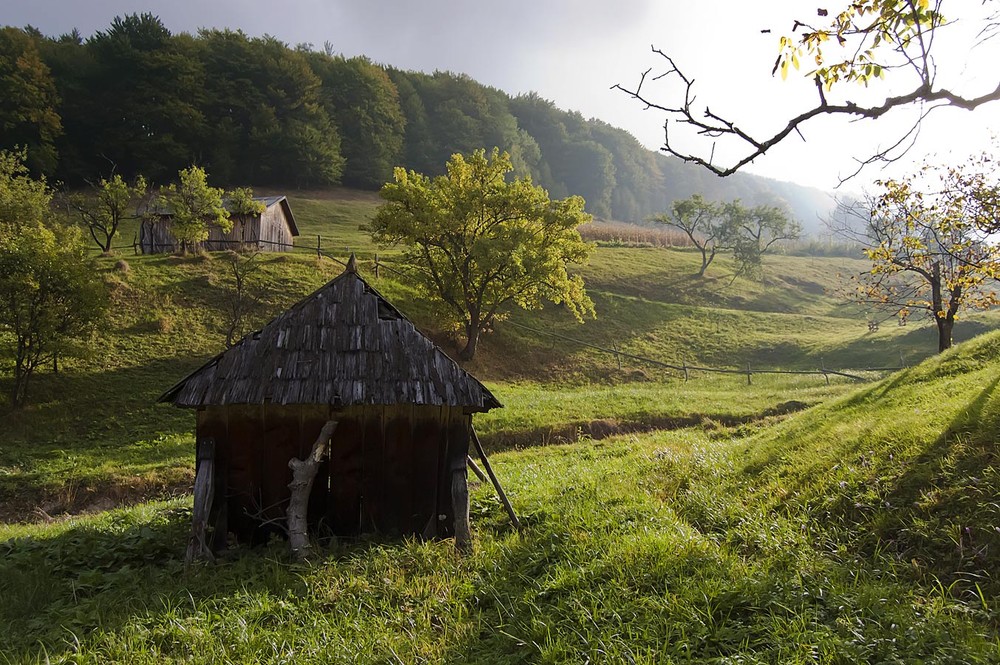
left=316, top=235, right=321, bottom=259
left=899, top=350, right=905, bottom=368
left=746, top=362, right=752, bottom=385
left=821, top=358, right=830, bottom=386
left=683, top=361, right=689, bottom=382
left=611, top=342, right=622, bottom=370
left=133, top=231, right=139, bottom=256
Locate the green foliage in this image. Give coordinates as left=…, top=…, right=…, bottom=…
left=84, top=14, right=206, bottom=182
left=651, top=194, right=727, bottom=276
left=776, top=0, right=941, bottom=88
left=0, top=148, right=52, bottom=232
left=652, top=196, right=802, bottom=280
left=0, top=27, right=62, bottom=174
left=70, top=173, right=147, bottom=252
left=723, top=200, right=802, bottom=282
left=5, top=332, right=1000, bottom=662
left=851, top=156, right=1000, bottom=352
left=226, top=186, right=265, bottom=216
left=0, top=154, right=106, bottom=407
left=308, top=54, right=406, bottom=189
left=158, top=166, right=229, bottom=252
left=369, top=148, right=596, bottom=359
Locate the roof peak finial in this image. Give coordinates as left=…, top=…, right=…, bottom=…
left=346, top=252, right=358, bottom=273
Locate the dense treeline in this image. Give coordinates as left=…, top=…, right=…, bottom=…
left=1, top=14, right=832, bottom=227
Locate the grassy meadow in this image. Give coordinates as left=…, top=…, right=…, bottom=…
left=2, top=189, right=999, bottom=662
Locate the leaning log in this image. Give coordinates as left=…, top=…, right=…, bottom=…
left=185, top=438, right=216, bottom=565
left=287, top=420, right=338, bottom=559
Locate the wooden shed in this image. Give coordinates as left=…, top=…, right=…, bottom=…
left=160, top=256, right=502, bottom=551
left=139, top=195, right=299, bottom=254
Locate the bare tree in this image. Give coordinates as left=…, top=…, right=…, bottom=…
left=614, top=1, right=1000, bottom=180
left=223, top=250, right=263, bottom=347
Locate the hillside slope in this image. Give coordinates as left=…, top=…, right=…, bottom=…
left=2, top=333, right=999, bottom=661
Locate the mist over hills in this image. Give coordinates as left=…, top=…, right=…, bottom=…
left=6, top=15, right=834, bottom=232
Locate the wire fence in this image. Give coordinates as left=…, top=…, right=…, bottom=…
left=120, top=231, right=907, bottom=385
left=503, top=320, right=905, bottom=385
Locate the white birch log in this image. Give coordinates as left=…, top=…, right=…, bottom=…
left=287, top=420, right=338, bottom=560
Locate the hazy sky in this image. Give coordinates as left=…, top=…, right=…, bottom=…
left=4, top=0, right=999, bottom=192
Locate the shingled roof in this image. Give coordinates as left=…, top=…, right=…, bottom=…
left=159, top=256, right=501, bottom=411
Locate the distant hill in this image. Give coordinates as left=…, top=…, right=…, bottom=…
left=10, top=16, right=835, bottom=231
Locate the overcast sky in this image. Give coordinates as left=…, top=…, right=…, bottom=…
left=5, top=0, right=999, bottom=192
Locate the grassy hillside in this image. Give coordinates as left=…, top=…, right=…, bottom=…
left=2, top=187, right=998, bottom=517
left=3, top=334, right=999, bottom=662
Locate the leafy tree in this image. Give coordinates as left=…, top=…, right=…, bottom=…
left=0, top=149, right=51, bottom=233
left=0, top=152, right=105, bottom=407
left=0, top=27, right=62, bottom=174
left=68, top=173, right=148, bottom=252
left=159, top=166, right=229, bottom=253
left=838, top=159, right=1000, bottom=352
left=723, top=201, right=802, bottom=281
left=198, top=30, right=344, bottom=186
left=307, top=54, right=405, bottom=189
left=227, top=186, right=265, bottom=216
left=84, top=14, right=206, bottom=181
left=615, top=1, right=1000, bottom=178
left=651, top=194, right=728, bottom=276
left=368, top=148, right=596, bottom=360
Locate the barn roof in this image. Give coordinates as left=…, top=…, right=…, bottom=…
left=159, top=256, right=501, bottom=411
left=256, top=196, right=299, bottom=237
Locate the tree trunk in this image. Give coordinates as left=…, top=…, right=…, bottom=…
left=936, top=315, right=954, bottom=352
left=287, top=420, right=338, bottom=560
left=698, top=246, right=718, bottom=277
left=459, top=322, right=480, bottom=361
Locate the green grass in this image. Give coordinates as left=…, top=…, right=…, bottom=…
left=4, top=186, right=998, bottom=516
left=3, top=187, right=1000, bottom=661
left=4, top=334, right=1000, bottom=661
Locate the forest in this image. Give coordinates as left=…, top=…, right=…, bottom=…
left=0, top=13, right=833, bottom=227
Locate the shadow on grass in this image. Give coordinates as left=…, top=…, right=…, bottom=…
left=0, top=357, right=205, bottom=519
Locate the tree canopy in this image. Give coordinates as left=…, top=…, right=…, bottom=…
left=368, top=148, right=595, bottom=360
left=0, top=15, right=837, bottom=228
left=158, top=165, right=229, bottom=253
left=0, top=150, right=105, bottom=407
left=837, top=156, right=1000, bottom=351
left=615, top=1, right=1000, bottom=179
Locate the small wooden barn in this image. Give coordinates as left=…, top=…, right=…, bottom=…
left=160, top=256, right=502, bottom=552
left=139, top=195, right=299, bottom=254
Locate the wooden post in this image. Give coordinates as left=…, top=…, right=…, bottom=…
left=133, top=231, right=139, bottom=256
left=374, top=253, right=380, bottom=279
left=683, top=361, right=689, bottom=382
left=316, top=235, right=321, bottom=259
left=185, top=438, right=216, bottom=565
left=746, top=362, right=752, bottom=385
left=821, top=358, right=830, bottom=385
left=467, top=455, right=488, bottom=483
left=287, top=420, right=338, bottom=560
left=471, top=426, right=521, bottom=530
left=452, top=467, right=472, bottom=554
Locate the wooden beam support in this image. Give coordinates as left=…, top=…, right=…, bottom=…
left=185, top=437, right=216, bottom=565
left=467, top=455, right=488, bottom=483
left=471, top=426, right=521, bottom=531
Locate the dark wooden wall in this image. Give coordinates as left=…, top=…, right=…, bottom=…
left=196, top=403, right=471, bottom=546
